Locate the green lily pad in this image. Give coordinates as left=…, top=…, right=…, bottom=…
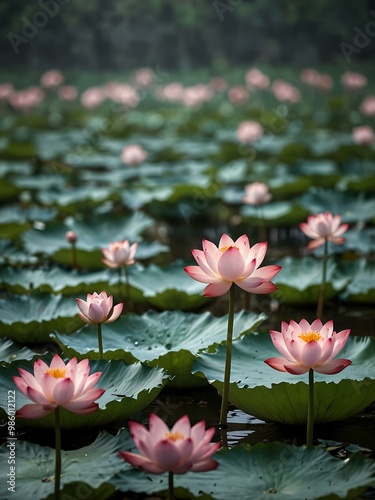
left=193, top=334, right=375, bottom=424
left=273, top=256, right=348, bottom=305
left=0, top=358, right=169, bottom=429
left=111, top=442, right=375, bottom=500
left=241, top=200, right=309, bottom=226
left=299, top=189, right=375, bottom=223
left=54, top=310, right=266, bottom=389
left=0, top=431, right=131, bottom=500
left=0, top=338, right=37, bottom=364
left=338, top=259, right=375, bottom=303
left=0, top=294, right=79, bottom=343
left=37, top=186, right=116, bottom=213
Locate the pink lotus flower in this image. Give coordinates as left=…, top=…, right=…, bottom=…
left=119, top=413, right=220, bottom=474
left=300, top=68, right=321, bottom=87
left=182, top=84, right=213, bottom=107
left=228, top=86, right=249, bottom=105
left=236, top=121, right=263, bottom=143
left=272, top=79, right=300, bottom=103
left=9, top=86, right=44, bottom=112
left=184, top=234, right=281, bottom=297
left=132, top=67, right=155, bottom=88
left=41, top=69, right=64, bottom=88
left=120, top=144, right=148, bottom=166
left=360, top=96, right=375, bottom=116
left=210, top=76, right=228, bottom=92
left=102, top=239, right=138, bottom=268
left=156, top=82, right=184, bottom=102
left=58, top=85, right=78, bottom=101
left=0, top=83, right=14, bottom=101
left=106, top=83, right=140, bottom=108
left=352, top=125, right=375, bottom=146
left=245, top=68, right=270, bottom=90
left=76, top=291, right=123, bottom=324
left=65, top=230, right=77, bottom=244
left=299, top=211, right=349, bottom=250
left=80, top=87, right=105, bottom=109
left=13, top=354, right=104, bottom=419
left=265, top=319, right=351, bottom=375
left=243, top=182, right=272, bottom=205
left=341, top=71, right=367, bottom=90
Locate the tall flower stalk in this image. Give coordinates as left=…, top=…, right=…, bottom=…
left=299, top=212, right=348, bottom=319
left=54, top=407, right=62, bottom=499
left=184, top=233, right=281, bottom=430
left=265, top=318, right=351, bottom=445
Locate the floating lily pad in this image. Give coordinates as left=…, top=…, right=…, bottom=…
left=193, top=334, right=375, bottom=424
left=0, top=358, right=169, bottom=429
left=111, top=442, right=375, bottom=500
left=273, top=256, right=348, bottom=305
left=0, top=338, right=37, bottom=364
left=338, top=259, right=375, bottom=303
left=37, top=185, right=116, bottom=213
left=241, top=200, right=309, bottom=226
left=0, top=431, right=131, bottom=500
left=54, top=310, right=266, bottom=388
left=0, top=294, right=79, bottom=343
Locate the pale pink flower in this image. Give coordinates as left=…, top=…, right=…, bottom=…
left=132, top=67, right=155, bottom=88
left=272, top=79, right=300, bottom=103
left=0, top=83, right=14, bottom=101
left=243, top=182, right=272, bottom=205
left=236, top=121, right=263, bottom=143
left=13, top=354, right=104, bottom=419
left=76, top=291, right=123, bottom=324
left=182, top=84, right=213, bottom=107
left=58, top=85, right=78, bottom=101
left=210, top=76, right=228, bottom=92
left=228, top=86, right=249, bottom=105
left=265, top=319, right=351, bottom=375
left=65, top=230, right=78, bottom=244
left=118, top=413, right=220, bottom=474
left=300, top=68, right=321, bottom=87
left=102, top=240, right=138, bottom=268
left=80, top=87, right=105, bottom=109
left=184, top=234, right=281, bottom=297
left=245, top=68, right=270, bottom=90
left=156, top=82, right=184, bottom=102
left=341, top=71, right=367, bottom=90
left=9, top=86, right=44, bottom=111
left=352, top=125, right=375, bottom=146
left=41, top=69, right=64, bottom=88
left=120, top=144, right=148, bottom=166
left=318, top=74, right=333, bottom=92
left=106, top=83, right=139, bottom=108
left=360, top=96, right=375, bottom=116
left=299, top=211, right=349, bottom=250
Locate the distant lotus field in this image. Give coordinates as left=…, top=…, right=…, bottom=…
left=0, top=67, right=374, bottom=499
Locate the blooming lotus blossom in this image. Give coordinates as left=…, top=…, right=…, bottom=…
left=360, top=96, right=375, bottom=116
left=102, top=240, right=138, bottom=268
left=182, top=84, right=213, bottom=107
left=120, top=144, right=148, bottom=166
left=0, top=83, right=14, bottom=101
left=272, top=79, right=300, bottom=103
left=236, top=120, right=263, bottom=143
left=13, top=354, right=104, bottom=419
left=156, top=82, right=184, bottom=102
left=210, top=76, right=228, bottom=92
left=184, top=234, right=281, bottom=297
left=76, top=291, right=123, bottom=324
left=352, top=125, right=375, bottom=146
left=119, top=413, right=220, bottom=474
left=265, top=319, right=351, bottom=375
left=299, top=211, right=349, bottom=250
left=243, top=182, right=272, bottom=205
left=9, top=86, right=44, bottom=112
left=341, top=71, right=367, bottom=90
left=41, top=69, right=64, bottom=88
left=300, top=68, right=321, bottom=87
left=228, top=86, right=249, bottom=105
left=245, top=68, right=270, bottom=90
left=132, top=67, right=155, bottom=88
left=106, top=83, right=139, bottom=108
left=80, top=87, right=105, bottom=109
left=58, top=85, right=78, bottom=101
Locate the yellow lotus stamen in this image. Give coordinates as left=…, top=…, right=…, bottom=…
left=165, top=431, right=185, bottom=442
left=220, top=245, right=239, bottom=253
left=45, top=368, right=67, bottom=378
left=298, top=331, right=321, bottom=343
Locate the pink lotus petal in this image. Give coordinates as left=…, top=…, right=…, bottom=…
left=264, top=357, right=289, bottom=372
left=118, top=451, right=165, bottom=474
left=314, top=359, right=352, bottom=375
left=17, top=403, right=55, bottom=419
left=203, top=281, right=232, bottom=297
left=105, top=302, right=123, bottom=323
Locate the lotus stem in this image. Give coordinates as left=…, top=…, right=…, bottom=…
left=71, top=242, right=77, bottom=269
left=124, top=265, right=130, bottom=304
left=258, top=206, right=267, bottom=243
left=219, top=285, right=235, bottom=430
left=97, top=323, right=103, bottom=359
left=168, top=470, right=175, bottom=500
left=317, top=238, right=328, bottom=319
left=306, top=368, right=314, bottom=446
left=54, top=406, right=61, bottom=500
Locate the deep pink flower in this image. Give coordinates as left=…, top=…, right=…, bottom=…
left=119, top=413, right=220, bottom=474
left=352, top=125, right=375, bottom=146
left=299, top=211, right=349, bottom=250
left=243, top=182, right=272, bottom=205
left=102, top=240, right=138, bottom=268
left=13, top=354, right=104, bottom=419
left=120, top=144, right=148, bottom=166
left=265, top=319, right=351, bottom=375
left=184, top=234, right=281, bottom=297
left=76, top=291, right=123, bottom=324
left=236, top=121, right=263, bottom=144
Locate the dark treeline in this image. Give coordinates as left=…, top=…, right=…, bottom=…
left=1, top=0, right=375, bottom=72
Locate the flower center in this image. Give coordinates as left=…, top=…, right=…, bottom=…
left=45, top=368, right=67, bottom=378
left=165, top=431, right=185, bottom=442
left=220, top=245, right=239, bottom=253
left=298, top=331, right=321, bottom=343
